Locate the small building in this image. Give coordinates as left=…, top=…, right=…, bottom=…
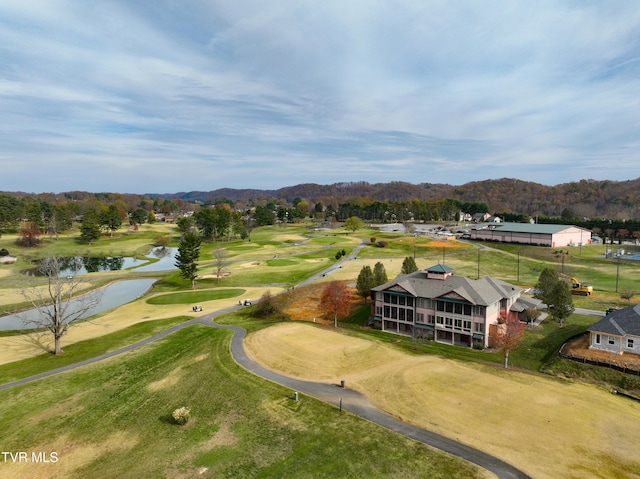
left=588, top=305, right=640, bottom=356
left=470, top=222, right=592, bottom=247
left=370, top=265, right=537, bottom=348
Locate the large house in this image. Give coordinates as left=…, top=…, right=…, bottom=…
left=588, top=305, right=640, bottom=356
left=370, top=265, right=539, bottom=348
left=470, top=222, right=592, bottom=247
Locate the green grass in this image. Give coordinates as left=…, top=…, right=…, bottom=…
left=0, top=324, right=484, bottom=479
left=0, top=316, right=189, bottom=384
left=146, top=289, right=245, bottom=305
left=266, top=258, right=297, bottom=266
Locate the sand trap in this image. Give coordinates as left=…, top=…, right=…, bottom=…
left=244, top=322, right=640, bottom=479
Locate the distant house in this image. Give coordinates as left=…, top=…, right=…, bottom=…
left=588, top=305, right=640, bottom=356
left=370, top=265, right=538, bottom=348
left=470, top=222, right=591, bottom=247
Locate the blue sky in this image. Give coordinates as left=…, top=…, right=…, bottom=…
left=1, top=1, right=639, bottom=194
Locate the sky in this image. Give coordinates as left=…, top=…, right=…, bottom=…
left=1, top=1, right=639, bottom=194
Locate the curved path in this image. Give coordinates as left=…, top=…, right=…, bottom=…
left=0, top=306, right=530, bottom=479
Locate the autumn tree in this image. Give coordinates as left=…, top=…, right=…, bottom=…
left=493, top=312, right=525, bottom=368
left=356, top=265, right=374, bottom=301
left=17, top=221, right=41, bottom=247
left=401, top=256, right=418, bottom=274
left=320, top=281, right=351, bottom=327
left=175, top=232, right=201, bottom=289
left=18, top=255, right=103, bottom=355
left=373, top=261, right=388, bottom=286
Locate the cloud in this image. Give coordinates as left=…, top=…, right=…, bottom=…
left=0, top=1, right=639, bottom=193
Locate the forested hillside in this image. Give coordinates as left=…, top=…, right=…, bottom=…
left=154, top=178, right=640, bottom=219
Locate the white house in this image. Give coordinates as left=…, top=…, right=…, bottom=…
left=588, top=305, right=640, bottom=356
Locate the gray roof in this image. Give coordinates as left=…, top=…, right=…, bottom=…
left=372, top=271, right=521, bottom=306
left=588, top=305, right=640, bottom=337
left=472, top=222, right=590, bottom=235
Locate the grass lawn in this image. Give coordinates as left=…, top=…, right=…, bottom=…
left=244, top=321, right=640, bottom=479
left=0, top=324, right=485, bottom=479
left=0, top=317, right=188, bottom=384
left=146, top=289, right=245, bottom=305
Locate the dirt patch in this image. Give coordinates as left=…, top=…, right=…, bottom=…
left=278, top=283, right=362, bottom=324
left=2, top=432, right=138, bottom=479
left=147, top=366, right=184, bottom=392
left=563, top=334, right=640, bottom=370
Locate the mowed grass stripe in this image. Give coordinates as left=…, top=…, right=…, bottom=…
left=146, top=289, right=245, bottom=305
left=0, top=325, right=484, bottom=479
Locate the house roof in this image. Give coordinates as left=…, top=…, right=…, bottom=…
left=588, top=305, right=640, bottom=337
left=426, top=264, right=454, bottom=273
left=471, top=222, right=591, bottom=235
left=372, top=270, right=521, bottom=306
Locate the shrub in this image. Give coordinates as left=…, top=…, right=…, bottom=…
left=251, top=290, right=286, bottom=319
left=370, top=237, right=376, bottom=243
left=0, top=248, right=9, bottom=256
left=172, top=407, right=191, bottom=425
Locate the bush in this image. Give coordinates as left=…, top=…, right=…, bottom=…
left=172, top=407, right=191, bottom=425
left=251, top=290, right=286, bottom=319
left=0, top=248, right=9, bottom=256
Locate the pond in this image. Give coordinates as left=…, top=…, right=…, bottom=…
left=26, top=247, right=178, bottom=276
left=0, top=278, right=157, bottom=331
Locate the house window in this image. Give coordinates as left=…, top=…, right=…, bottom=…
left=594, top=334, right=601, bottom=345
left=406, top=297, right=414, bottom=307
left=628, top=338, right=635, bottom=349
left=417, top=313, right=424, bottom=323
left=391, top=307, right=398, bottom=319
left=428, top=315, right=435, bottom=324
left=399, top=308, right=405, bottom=321
left=464, top=320, right=472, bottom=331
left=384, top=306, right=390, bottom=318
left=474, top=323, right=484, bottom=333
left=376, top=306, right=382, bottom=316
left=436, top=316, right=444, bottom=325
left=384, top=293, right=391, bottom=303
left=445, top=317, right=453, bottom=328
left=407, top=310, right=414, bottom=322
left=399, top=296, right=406, bottom=306
left=608, top=337, right=615, bottom=345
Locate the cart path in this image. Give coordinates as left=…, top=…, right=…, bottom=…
left=0, top=307, right=530, bottom=479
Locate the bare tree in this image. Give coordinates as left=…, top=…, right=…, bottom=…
left=214, top=245, right=230, bottom=284
left=18, top=255, right=103, bottom=355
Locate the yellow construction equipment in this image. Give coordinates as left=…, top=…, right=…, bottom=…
left=560, top=274, right=593, bottom=296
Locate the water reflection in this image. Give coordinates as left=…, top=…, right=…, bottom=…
left=27, top=248, right=177, bottom=276
left=0, top=278, right=157, bottom=331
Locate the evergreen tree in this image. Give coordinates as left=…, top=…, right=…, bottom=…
left=356, top=265, right=375, bottom=301
left=175, top=232, right=201, bottom=289
left=401, top=256, right=418, bottom=274
left=80, top=209, right=101, bottom=243
left=534, top=268, right=559, bottom=309
left=548, top=281, right=574, bottom=327
left=373, top=261, right=388, bottom=286
left=101, top=204, right=123, bottom=237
